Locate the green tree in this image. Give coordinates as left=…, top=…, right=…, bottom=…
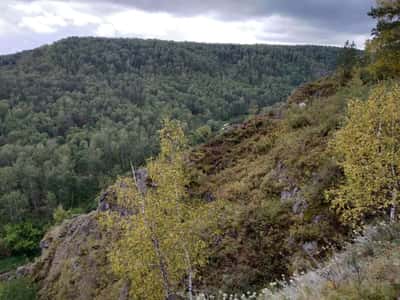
left=0, top=100, right=9, bottom=120
left=3, top=222, right=44, bottom=256
left=103, top=120, right=208, bottom=300
left=52, top=205, right=72, bottom=225
left=367, top=0, right=400, bottom=78
left=193, top=125, right=212, bottom=144
left=337, top=40, right=358, bottom=83
left=328, top=84, right=400, bottom=226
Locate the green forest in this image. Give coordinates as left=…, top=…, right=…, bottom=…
left=0, top=38, right=340, bottom=227
left=4, top=0, right=400, bottom=299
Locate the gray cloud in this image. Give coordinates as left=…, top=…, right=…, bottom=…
left=0, top=26, right=98, bottom=54
left=0, top=0, right=377, bottom=54
left=16, top=0, right=375, bottom=28
left=39, top=0, right=375, bottom=34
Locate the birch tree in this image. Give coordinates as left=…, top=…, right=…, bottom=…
left=103, top=119, right=208, bottom=300
left=328, top=84, right=400, bottom=226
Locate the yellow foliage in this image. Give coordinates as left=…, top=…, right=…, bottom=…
left=328, top=84, right=400, bottom=226
left=102, top=119, right=213, bottom=299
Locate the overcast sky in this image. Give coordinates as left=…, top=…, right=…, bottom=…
left=0, top=0, right=376, bottom=54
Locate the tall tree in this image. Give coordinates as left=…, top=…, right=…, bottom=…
left=337, top=40, right=358, bottom=83
left=367, top=0, right=400, bottom=78
left=103, top=120, right=208, bottom=300
left=328, top=84, right=400, bottom=226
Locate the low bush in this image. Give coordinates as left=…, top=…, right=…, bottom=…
left=3, top=222, right=45, bottom=256
left=52, top=205, right=83, bottom=225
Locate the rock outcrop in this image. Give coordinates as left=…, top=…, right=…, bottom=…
left=27, top=212, right=122, bottom=300
left=25, top=169, right=152, bottom=299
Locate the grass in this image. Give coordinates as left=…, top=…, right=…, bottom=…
left=0, top=256, right=29, bottom=274
left=267, top=221, right=400, bottom=300
left=0, top=278, right=37, bottom=300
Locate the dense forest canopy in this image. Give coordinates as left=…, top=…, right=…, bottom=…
left=0, top=37, right=341, bottom=226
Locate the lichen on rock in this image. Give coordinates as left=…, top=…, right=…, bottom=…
left=27, top=197, right=126, bottom=299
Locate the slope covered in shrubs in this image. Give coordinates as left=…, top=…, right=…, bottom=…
left=187, top=76, right=373, bottom=292
left=6, top=74, right=399, bottom=300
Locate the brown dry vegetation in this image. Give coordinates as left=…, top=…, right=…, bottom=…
left=187, top=78, right=372, bottom=292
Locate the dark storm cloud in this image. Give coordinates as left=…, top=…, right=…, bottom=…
left=262, top=0, right=375, bottom=34
left=16, top=0, right=376, bottom=34
left=51, top=0, right=375, bottom=33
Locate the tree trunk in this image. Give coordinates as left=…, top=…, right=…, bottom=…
left=390, top=187, right=397, bottom=222
left=131, top=162, right=172, bottom=299
left=174, top=187, right=194, bottom=300
left=151, top=234, right=172, bottom=299
left=389, top=111, right=398, bottom=223
left=118, top=280, right=130, bottom=300
left=390, top=204, right=396, bottom=222
left=184, top=249, right=193, bottom=300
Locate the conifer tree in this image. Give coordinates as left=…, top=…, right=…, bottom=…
left=367, top=0, right=400, bottom=77
left=337, top=40, right=359, bottom=84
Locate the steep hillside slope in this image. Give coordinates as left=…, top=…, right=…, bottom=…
left=0, top=37, right=341, bottom=226
left=28, top=212, right=119, bottom=300
left=188, top=80, right=348, bottom=291
left=13, top=77, right=374, bottom=299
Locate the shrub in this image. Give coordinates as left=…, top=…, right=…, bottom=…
left=3, top=222, right=45, bottom=256
left=286, top=109, right=312, bottom=129
left=193, top=125, right=213, bottom=144
left=53, top=205, right=74, bottom=225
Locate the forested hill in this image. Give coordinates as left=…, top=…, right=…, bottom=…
left=0, top=37, right=340, bottom=225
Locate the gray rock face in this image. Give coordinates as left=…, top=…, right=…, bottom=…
left=280, top=187, right=308, bottom=215
left=312, top=215, right=324, bottom=224
left=27, top=212, right=125, bottom=300
left=271, top=161, right=291, bottom=186
left=280, top=187, right=300, bottom=203
left=0, top=270, right=16, bottom=281
left=16, top=265, right=30, bottom=277
left=292, top=197, right=308, bottom=215
left=98, top=168, right=148, bottom=216
left=135, top=168, right=148, bottom=195
left=23, top=169, right=155, bottom=300
left=40, top=239, right=50, bottom=250
left=298, top=102, right=307, bottom=108
left=302, top=241, right=318, bottom=256
left=97, top=191, right=111, bottom=212
left=118, top=280, right=130, bottom=300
